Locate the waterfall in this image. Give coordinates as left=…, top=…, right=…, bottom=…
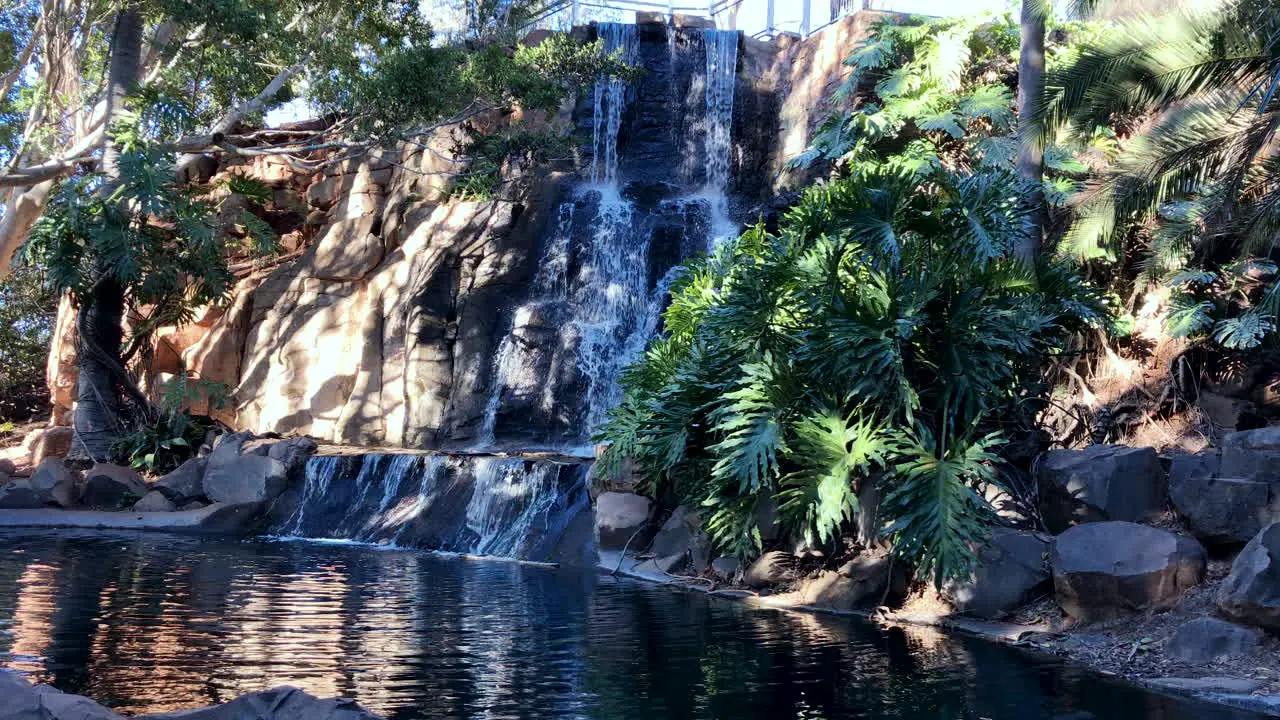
left=273, top=454, right=591, bottom=562
left=473, top=23, right=741, bottom=454
left=591, top=23, right=637, bottom=185
left=702, top=29, right=739, bottom=247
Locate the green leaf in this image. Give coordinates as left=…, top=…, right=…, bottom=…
left=1164, top=294, right=1215, bottom=337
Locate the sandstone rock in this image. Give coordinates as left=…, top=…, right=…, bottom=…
left=180, top=500, right=208, bottom=511
left=23, top=425, right=74, bottom=465
left=947, top=528, right=1050, bottom=619
left=1220, top=427, right=1280, bottom=483
left=799, top=554, right=893, bottom=611
left=744, top=550, right=797, bottom=589
left=1197, top=391, right=1254, bottom=430
left=80, top=463, right=147, bottom=508
left=132, top=490, right=177, bottom=512
left=1147, top=677, right=1267, bottom=694
left=307, top=216, right=384, bottom=281
left=1165, top=617, right=1259, bottom=664
left=1051, top=521, right=1206, bottom=621
left=0, top=480, right=53, bottom=509
left=595, top=491, right=651, bottom=550
left=1037, top=444, right=1166, bottom=532
left=710, top=556, right=741, bottom=582
left=140, top=686, right=381, bottom=719
left=29, top=458, right=78, bottom=508
left=649, top=505, right=712, bottom=574
left=1168, top=451, right=1272, bottom=546
left=154, top=457, right=207, bottom=504
left=1218, top=522, right=1280, bottom=630
left=203, top=454, right=288, bottom=504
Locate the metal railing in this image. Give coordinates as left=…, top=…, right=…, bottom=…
left=522, top=0, right=859, bottom=39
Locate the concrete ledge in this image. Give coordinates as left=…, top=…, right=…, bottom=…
left=0, top=502, right=264, bottom=534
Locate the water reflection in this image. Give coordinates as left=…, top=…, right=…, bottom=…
left=0, top=530, right=1264, bottom=719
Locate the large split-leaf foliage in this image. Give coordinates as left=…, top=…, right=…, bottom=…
left=599, top=166, right=1104, bottom=585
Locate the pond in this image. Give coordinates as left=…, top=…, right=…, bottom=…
left=0, top=529, right=1265, bottom=719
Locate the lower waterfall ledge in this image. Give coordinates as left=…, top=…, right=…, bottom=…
left=0, top=502, right=265, bottom=534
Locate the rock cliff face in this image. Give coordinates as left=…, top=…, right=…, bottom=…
left=45, top=14, right=883, bottom=457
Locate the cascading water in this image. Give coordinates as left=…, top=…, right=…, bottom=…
left=591, top=23, right=637, bottom=184
left=473, top=24, right=742, bottom=454
left=702, top=29, right=739, bottom=246
left=273, top=454, right=591, bottom=562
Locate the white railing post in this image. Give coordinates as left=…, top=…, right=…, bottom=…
left=570, top=0, right=579, bottom=26
left=766, top=0, right=775, bottom=35
left=801, top=0, right=811, bottom=36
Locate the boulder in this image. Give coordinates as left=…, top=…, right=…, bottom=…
left=140, top=686, right=381, bottom=720
left=1218, top=522, right=1280, bottom=630
left=29, top=457, right=78, bottom=507
left=710, top=556, right=741, bottom=582
left=22, top=426, right=74, bottom=466
left=1168, top=451, right=1273, bottom=546
left=594, top=491, right=652, bottom=550
left=266, top=437, right=318, bottom=480
left=0, top=458, right=15, bottom=477
left=1220, top=426, right=1280, bottom=483
left=744, top=550, right=797, bottom=589
left=132, top=491, right=177, bottom=513
left=1037, top=444, right=1166, bottom=532
left=801, top=554, right=895, bottom=611
left=0, top=668, right=124, bottom=720
left=154, top=457, right=207, bottom=504
left=80, top=463, right=147, bottom=508
left=649, top=505, right=712, bottom=574
left=946, top=528, right=1051, bottom=619
left=203, top=454, right=288, bottom=504
left=1164, top=617, right=1260, bottom=664
left=1051, top=521, right=1206, bottom=621
left=0, top=480, right=54, bottom=509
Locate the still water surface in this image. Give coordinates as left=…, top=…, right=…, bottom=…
left=0, top=529, right=1267, bottom=719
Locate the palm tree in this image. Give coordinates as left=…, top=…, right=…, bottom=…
left=1016, top=0, right=1049, bottom=263
left=1033, top=0, right=1280, bottom=347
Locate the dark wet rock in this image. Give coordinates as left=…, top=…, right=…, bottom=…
left=154, top=457, right=207, bottom=504
left=80, top=463, right=147, bottom=508
left=1037, top=444, right=1166, bottom=532
left=946, top=528, right=1051, bottom=619
left=710, top=556, right=741, bottom=582
left=139, top=686, right=381, bottom=719
left=0, top=480, right=53, bottom=509
left=0, top=668, right=381, bottom=720
left=595, top=491, right=652, bottom=550
left=1219, top=427, right=1280, bottom=483
left=1, top=667, right=124, bottom=719
left=203, top=454, right=288, bottom=504
left=1165, top=617, right=1260, bottom=664
left=744, top=550, right=797, bottom=589
left=1051, top=521, right=1206, bottom=621
left=133, top=491, right=177, bottom=513
left=649, top=505, right=712, bottom=574
left=1168, top=451, right=1275, bottom=546
left=29, top=458, right=78, bottom=508
left=1218, top=522, right=1280, bottom=630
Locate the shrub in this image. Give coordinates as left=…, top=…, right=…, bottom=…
left=598, top=166, right=1104, bottom=585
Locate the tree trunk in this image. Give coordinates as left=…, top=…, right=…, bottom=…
left=74, top=7, right=143, bottom=461
left=1015, top=0, right=1047, bottom=265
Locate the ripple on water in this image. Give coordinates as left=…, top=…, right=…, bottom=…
left=0, top=529, right=1266, bottom=720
